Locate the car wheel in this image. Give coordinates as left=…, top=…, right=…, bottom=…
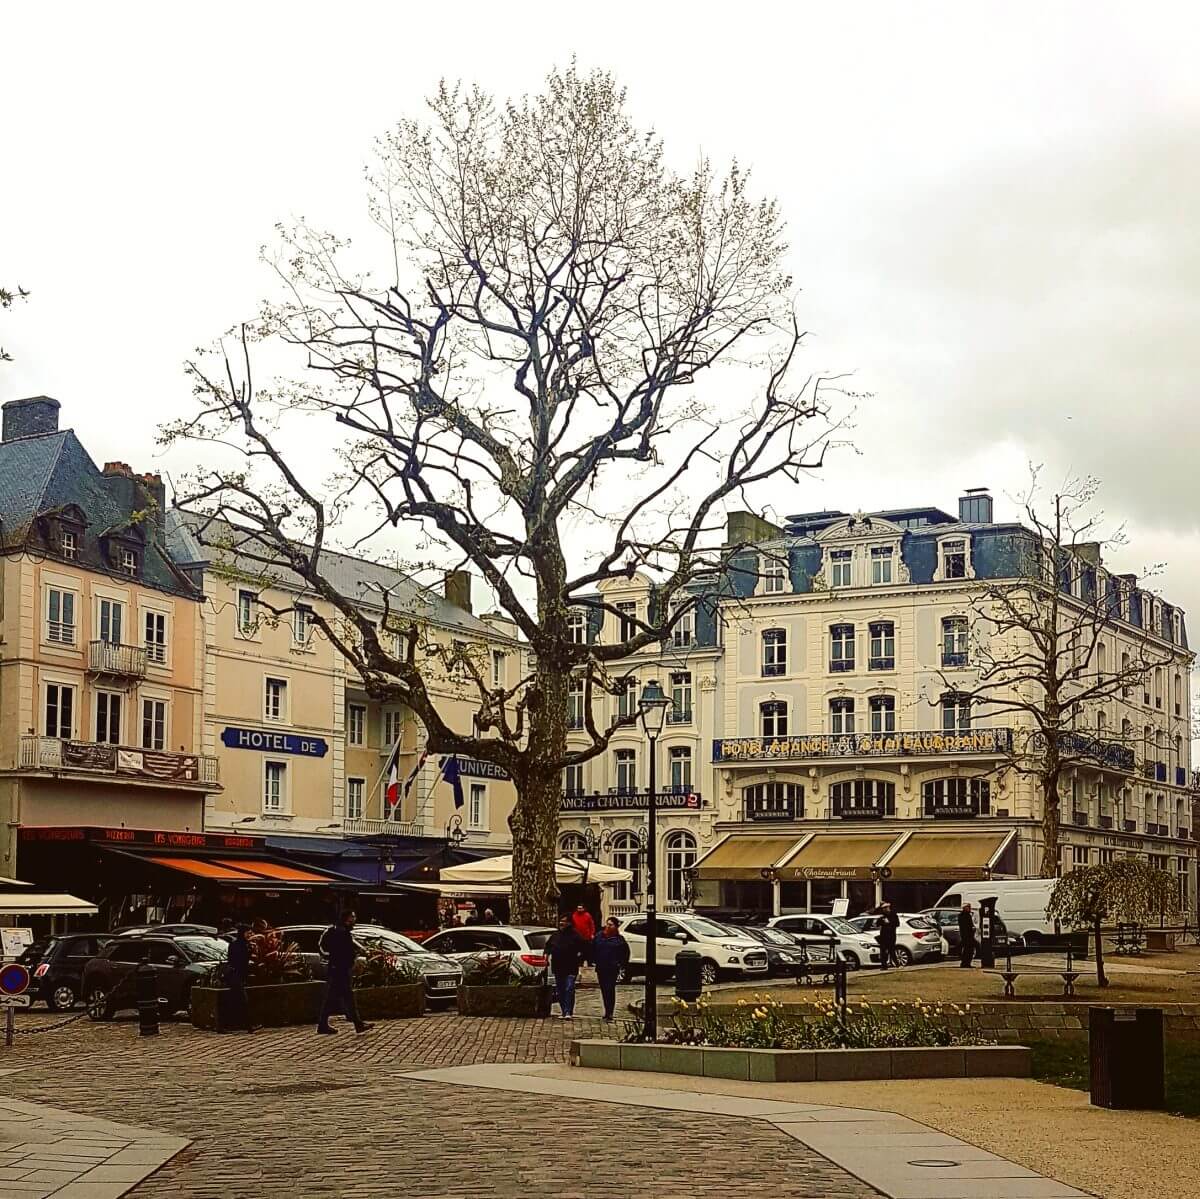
left=895, top=946, right=913, bottom=966
left=86, top=988, right=112, bottom=1022
left=842, top=952, right=861, bottom=970
left=47, top=983, right=77, bottom=1012
left=699, top=959, right=719, bottom=985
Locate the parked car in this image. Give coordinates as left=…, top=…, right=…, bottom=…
left=919, top=907, right=1011, bottom=953
left=82, top=934, right=227, bottom=1020
left=735, top=925, right=814, bottom=976
left=278, top=923, right=463, bottom=1007
left=16, top=938, right=51, bottom=968
left=766, top=913, right=882, bottom=969
left=420, top=924, right=554, bottom=978
left=30, top=933, right=113, bottom=1010
left=615, top=913, right=769, bottom=984
left=111, top=923, right=219, bottom=939
left=933, top=879, right=1056, bottom=947
left=846, top=913, right=944, bottom=965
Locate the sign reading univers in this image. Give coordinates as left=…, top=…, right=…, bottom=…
left=221, top=727, right=329, bottom=758
left=713, top=729, right=1013, bottom=763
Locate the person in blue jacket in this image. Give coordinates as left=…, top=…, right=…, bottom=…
left=224, top=924, right=254, bottom=1032
left=590, top=917, right=631, bottom=1023
left=317, top=909, right=373, bottom=1035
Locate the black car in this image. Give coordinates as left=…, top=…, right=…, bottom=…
left=82, top=934, right=227, bottom=1020
left=17, top=938, right=51, bottom=968
left=31, top=933, right=112, bottom=1010
left=277, top=924, right=463, bottom=1007
left=736, top=926, right=811, bottom=977
left=111, top=923, right=219, bottom=938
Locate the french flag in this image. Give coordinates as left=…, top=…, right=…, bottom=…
left=386, top=744, right=426, bottom=812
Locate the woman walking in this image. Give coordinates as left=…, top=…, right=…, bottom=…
left=590, top=917, right=631, bottom=1023
left=546, top=914, right=588, bottom=1019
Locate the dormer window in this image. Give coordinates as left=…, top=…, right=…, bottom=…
left=567, top=609, right=586, bottom=644
left=830, top=549, right=852, bottom=589
left=60, top=531, right=77, bottom=560
left=119, top=548, right=138, bottom=577
left=942, top=540, right=966, bottom=580
left=762, top=556, right=787, bottom=594
left=870, top=546, right=893, bottom=584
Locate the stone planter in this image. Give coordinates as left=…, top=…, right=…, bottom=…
left=355, top=983, right=425, bottom=1020
left=457, top=984, right=554, bottom=1017
left=571, top=1039, right=1031, bottom=1082
left=191, top=981, right=326, bottom=1031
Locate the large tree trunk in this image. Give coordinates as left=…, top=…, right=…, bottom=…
left=1040, top=765, right=1061, bottom=878
left=509, top=768, right=562, bottom=925
left=1093, top=917, right=1108, bottom=987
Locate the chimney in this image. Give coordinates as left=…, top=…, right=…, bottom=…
left=1075, top=542, right=1103, bottom=568
left=727, top=510, right=783, bottom=545
left=137, top=472, right=167, bottom=538
left=958, top=487, right=993, bottom=525
left=2, top=396, right=60, bottom=442
left=444, top=569, right=473, bottom=614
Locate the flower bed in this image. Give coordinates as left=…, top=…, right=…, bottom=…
left=454, top=951, right=552, bottom=1018
left=191, top=981, right=425, bottom=1030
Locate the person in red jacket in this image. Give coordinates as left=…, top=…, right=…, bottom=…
left=570, top=904, right=596, bottom=942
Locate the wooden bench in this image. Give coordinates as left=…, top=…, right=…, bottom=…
left=986, top=949, right=1080, bottom=998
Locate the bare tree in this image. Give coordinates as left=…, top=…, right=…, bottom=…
left=164, top=66, right=842, bottom=922
left=1, top=281, right=28, bottom=362
left=939, top=469, right=1176, bottom=879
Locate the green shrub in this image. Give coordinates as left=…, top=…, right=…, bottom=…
left=353, top=949, right=424, bottom=988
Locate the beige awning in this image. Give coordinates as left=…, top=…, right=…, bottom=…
left=779, top=833, right=903, bottom=881
left=0, top=893, right=98, bottom=916
left=439, top=855, right=633, bottom=886
left=883, top=831, right=1015, bottom=881
left=692, top=835, right=805, bottom=881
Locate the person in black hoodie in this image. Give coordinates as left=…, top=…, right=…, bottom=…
left=958, top=903, right=977, bottom=968
left=590, top=917, right=631, bottom=1023
left=546, top=915, right=588, bottom=1019
left=317, top=910, right=373, bottom=1035
left=224, top=924, right=254, bottom=1032
left=876, top=902, right=901, bottom=970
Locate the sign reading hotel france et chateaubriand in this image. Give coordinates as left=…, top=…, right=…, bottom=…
left=712, top=728, right=1014, bottom=764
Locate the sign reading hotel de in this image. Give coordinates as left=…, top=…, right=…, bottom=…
left=712, top=729, right=1014, bottom=763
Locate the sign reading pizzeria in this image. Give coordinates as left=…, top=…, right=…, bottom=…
left=713, top=728, right=1014, bottom=764
left=221, top=727, right=329, bottom=757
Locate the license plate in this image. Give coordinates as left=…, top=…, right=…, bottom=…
left=433, top=979, right=457, bottom=989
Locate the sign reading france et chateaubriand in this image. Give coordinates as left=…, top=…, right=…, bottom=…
left=220, top=727, right=329, bottom=757
left=713, top=729, right=1014, bottom=763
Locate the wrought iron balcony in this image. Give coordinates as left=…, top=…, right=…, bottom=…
left=1098, top=814, right=1113, bottom=830
left=1071, top=811, right=1089, bottom=826
left=829, top=659, right=855, bottom=673
left=1177, top=827, right=1191, bottom=841
left=941, top=651, right=969, bottom=668
left=342, top=817, right=427, bottom=838
left=16, top=734, right=218, bottom=787
left=667, top=707, right=693, bottom=725
left=868, top=657, right=894, bottom=672
left=1122, top=819, right=1137, bottom=833
left=87, top=640, right=147, bottom=679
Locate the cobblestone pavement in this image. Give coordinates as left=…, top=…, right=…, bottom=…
left=6, top=1010, right=880, bottom=1198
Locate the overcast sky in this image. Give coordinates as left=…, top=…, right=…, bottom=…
left=3, top=2, right=1198, bottom=629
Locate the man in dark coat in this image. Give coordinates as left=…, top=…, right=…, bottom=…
left=590, top=917, right=631, bottom=1023
left=546, top=915, right=588, bottom=1019
left=958, top=903, right=978, bottom=968
left=224, top=924, right=254, bottom=1032
left=317, top=910, right=372, bottom=1035
left=876, top=902, right=901, bottom=970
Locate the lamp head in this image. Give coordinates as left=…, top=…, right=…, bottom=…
left=638, top=678, right=669, bottom=736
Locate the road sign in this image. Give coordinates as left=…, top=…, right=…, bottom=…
left=0, top=964, right=29, bottom=997
left=0, top=995, right=30, bottom=1008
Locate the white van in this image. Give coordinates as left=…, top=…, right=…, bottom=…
left=933, top=879, right=1058, bottom=947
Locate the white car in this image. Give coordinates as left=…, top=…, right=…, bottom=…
left=847, top=913, right=944, bottom=965
left=766, top=913, right=882, bottom=970
left=616, top=913, right=770, bottom=985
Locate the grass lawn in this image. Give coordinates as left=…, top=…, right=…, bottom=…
left=712, top=946, right=1200, bottom=1007
left=1029, top=1037, right=1200, bottom=1119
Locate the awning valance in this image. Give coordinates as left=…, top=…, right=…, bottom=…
left=881, top=831, right=1015, bottom=881
left=692, top=835, right=805, bottom=881
left=439, top=855, right=633, bottom=886
left=0, top=893, right=98, bottom=916
left=779, top=833, right=903, bottom=881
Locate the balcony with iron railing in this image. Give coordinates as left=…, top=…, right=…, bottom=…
left=87, top=640, right=147, bottom=679
left=342, top=817, right=428, bottom=838
left=17, top=734, right=218, bottom=787
left=667, top=707, right=693, bottom=725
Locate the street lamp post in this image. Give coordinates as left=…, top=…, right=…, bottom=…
left=638, top=679, right=669, bottom=1043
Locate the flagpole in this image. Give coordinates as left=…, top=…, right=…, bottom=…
left=366, top=738, right=401, bottom=821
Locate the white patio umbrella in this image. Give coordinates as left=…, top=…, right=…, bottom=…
left=439, top=854, right=632, bottom=886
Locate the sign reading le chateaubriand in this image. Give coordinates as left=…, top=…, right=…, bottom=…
left=713, top=729, right=1014, bottom=763
left=221, top=727, right=329, bottom=757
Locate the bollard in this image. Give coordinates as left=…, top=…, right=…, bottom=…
left=135, top=960, right=160, bottom=1038
left=674, top=949, right=703, bottom=1004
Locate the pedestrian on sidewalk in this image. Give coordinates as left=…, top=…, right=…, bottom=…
left=958, top=903, right=978, bottom=968
left=876, top=902, right=901, bottom=970
left=591, top=917, right=631, bottom=1023
left=546, top=914, right=588, bottom=1019
left=224, top=924, right=254, bottom=1033
left=317, top=910, right=373, bottom=1035
left=570, top=904, right=596, bottom=943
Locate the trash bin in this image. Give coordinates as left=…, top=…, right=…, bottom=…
left=1089, top=1007, right=1164, bottom=1109
left=675, top=949, right=703, bottom=1003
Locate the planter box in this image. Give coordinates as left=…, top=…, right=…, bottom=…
left=355, top=984, right=425, bottom=1020
left=571, top=1039, right=1030, bottom=1082
left=457, top=985, right=554, bottom=1017
left=191, top=981, right=325, bottom=1031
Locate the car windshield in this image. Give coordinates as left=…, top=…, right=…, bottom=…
left=906, top=916, right=936, bottom=930
left=678, top=917, right=741, bottom=939
left=756, top=928, right=794, bottom=946
left=177, top=937, right=228, bottom=961
left=356, top=929, right=423, bottom=954
left=824, top=918, right=860, bottom=935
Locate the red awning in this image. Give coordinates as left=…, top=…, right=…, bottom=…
left=214, top=859, right=334, bottom=884
left=145, top=856, right=265, bottom=881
